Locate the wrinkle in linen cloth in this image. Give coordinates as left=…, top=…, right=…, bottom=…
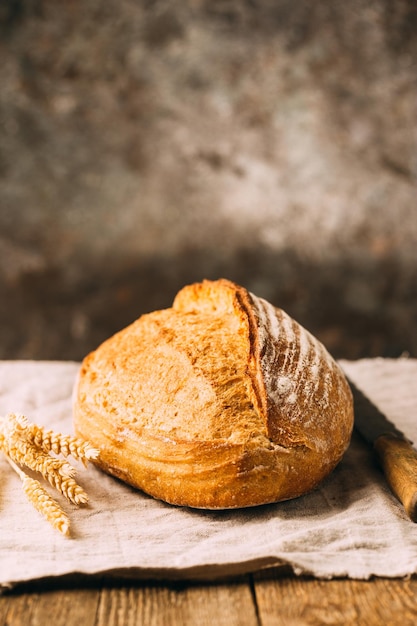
left=1, top=358, right=417, bottom=587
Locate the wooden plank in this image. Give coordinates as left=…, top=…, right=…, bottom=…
left=0, top=595, right=10, bottom=624
left=253, top=571, right=417, bottom=626
left=4, top=574, right=417, bottom=626
left=3, top=588, right=100, bottom=626
left=1, top=593, right=38, bottom=626
left=96, top=580, right=259, bottom=626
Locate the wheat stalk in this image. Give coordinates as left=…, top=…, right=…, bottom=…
left=0, top=413, right=99, bottom=537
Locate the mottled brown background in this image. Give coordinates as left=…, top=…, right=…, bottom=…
left=0, top=0, right=416, bottom=362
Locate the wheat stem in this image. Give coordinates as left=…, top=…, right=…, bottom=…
left=4, top=454, right=26, bottom=480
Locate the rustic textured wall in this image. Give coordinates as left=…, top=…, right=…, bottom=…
left=0, top=0, right=416, bottom=361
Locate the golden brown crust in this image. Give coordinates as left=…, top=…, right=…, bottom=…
left=73, top=278, right=354, bottom=509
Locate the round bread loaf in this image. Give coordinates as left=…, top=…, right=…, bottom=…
left=73, top=279, right=353, bottom=508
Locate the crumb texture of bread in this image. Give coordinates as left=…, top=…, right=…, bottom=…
left=73, top=278, right=354, bottom=509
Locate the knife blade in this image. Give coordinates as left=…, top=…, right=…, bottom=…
left=350, top=380, right=417, bottom=522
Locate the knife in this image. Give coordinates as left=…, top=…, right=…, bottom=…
left=350, top=380, right=417, bottom=522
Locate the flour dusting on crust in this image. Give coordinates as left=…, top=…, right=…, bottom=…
left=249, top=293, right=347, bottom=451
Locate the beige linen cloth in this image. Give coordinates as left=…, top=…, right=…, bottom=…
left=1, top=358, right=417, bottom=588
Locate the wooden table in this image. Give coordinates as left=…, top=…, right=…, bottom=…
left=2, top=569, right=417, bottom=625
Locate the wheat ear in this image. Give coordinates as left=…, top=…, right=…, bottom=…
left=4, top=431, right=90, bottom=504
left=1, top=413, right=98, bottom=537
left=25, top=423, right=99, bottom=465
left=5, top=456, right=70, bottom=536
left=5, top=437, right=74, bottom=479
left=1, top=413, right=98, bottom=465
left=48, top=471, right=89, bottom=505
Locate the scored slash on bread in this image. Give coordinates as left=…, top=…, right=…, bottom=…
left=73, top=279, right=353, bottom=509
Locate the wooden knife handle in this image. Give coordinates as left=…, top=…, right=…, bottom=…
left=374, top=433, right=417, bottom=522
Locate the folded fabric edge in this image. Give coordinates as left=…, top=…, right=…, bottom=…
left=3, top=559, right=417, bottom=595
left=0, top=558, right=288, bottom=593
